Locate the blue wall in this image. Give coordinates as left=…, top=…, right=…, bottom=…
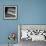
left=20, top=0, right=46, bottom=24
left=0, top=0, right=46, bottom=44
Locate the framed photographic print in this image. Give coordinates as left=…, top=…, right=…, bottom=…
left=18, top=24, right=46, bottom=41
left=4, top=5, right=17, bottom=19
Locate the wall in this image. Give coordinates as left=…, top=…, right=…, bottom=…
left=0, top=0, right=20, bottom=44
left=20, top=0, right=46, bottom=24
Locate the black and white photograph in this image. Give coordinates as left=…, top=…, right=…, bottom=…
left=18, top=25, right=46, bottom=46
left=4, top=5, right=17, bottom=19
